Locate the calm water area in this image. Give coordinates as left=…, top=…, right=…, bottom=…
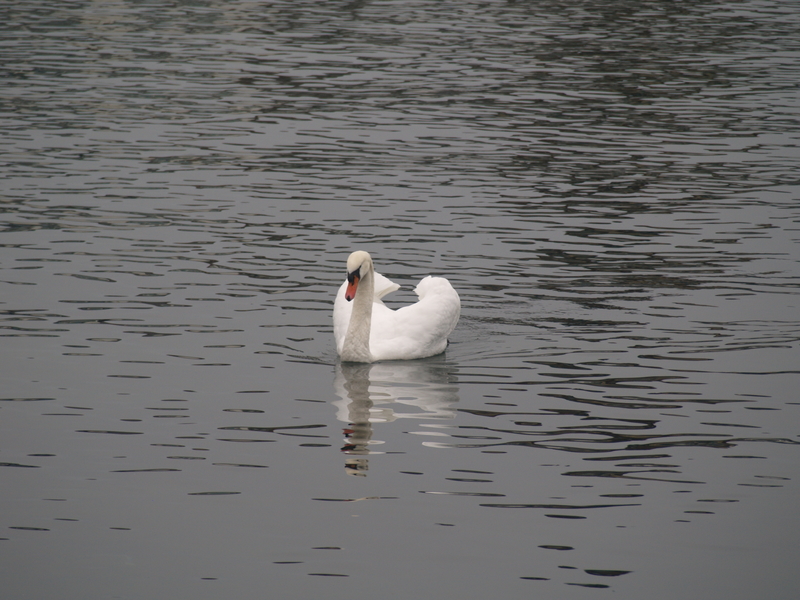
left=2, top=1, right=799, bottom=598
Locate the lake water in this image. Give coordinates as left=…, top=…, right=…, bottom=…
left=1, top=1, right=799, bottom=598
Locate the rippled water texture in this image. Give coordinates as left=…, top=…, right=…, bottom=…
left=2, top=1, right=799, bottom=598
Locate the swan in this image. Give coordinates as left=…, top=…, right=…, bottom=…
left=333, top=251, right=461, bottom=363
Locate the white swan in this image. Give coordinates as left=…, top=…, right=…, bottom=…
left=333, top=251, right=461, bottom=363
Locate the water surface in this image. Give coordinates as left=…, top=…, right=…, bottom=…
left=1, top=1, right=799, bottom=598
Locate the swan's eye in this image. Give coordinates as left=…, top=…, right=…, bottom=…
left=347, top=267, right=360, bottom=284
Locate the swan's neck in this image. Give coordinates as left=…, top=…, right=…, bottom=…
left=341, top=268, right=374, bottom=363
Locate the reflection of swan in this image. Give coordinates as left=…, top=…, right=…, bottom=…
left=333, top=251, right=460, bottom=363
left=333, top=360, right=459, bottom=475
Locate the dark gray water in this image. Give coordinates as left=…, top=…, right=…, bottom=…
left=2, top=1, right=799, bottom=598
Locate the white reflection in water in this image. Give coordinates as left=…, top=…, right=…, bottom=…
left=332, top=359, right=458, bottom=475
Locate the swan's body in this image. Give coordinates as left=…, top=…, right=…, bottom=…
left=333, top=251, right=460, bottom=363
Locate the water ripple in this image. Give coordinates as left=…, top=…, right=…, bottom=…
left=2, top=1, right=799, bottom=597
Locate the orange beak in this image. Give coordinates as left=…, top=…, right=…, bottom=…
left=345, top=274, right=359, bottom=301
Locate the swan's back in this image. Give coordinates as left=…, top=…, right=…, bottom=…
left=368, top=275, right=460, bottom=361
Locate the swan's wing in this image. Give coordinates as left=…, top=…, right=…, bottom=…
left=373, top=271, right=400, bottom=301
left=409, top=275, right=461, bottom=339
left=369, top=276, right=461, bottom=361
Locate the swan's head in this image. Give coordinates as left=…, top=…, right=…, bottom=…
left=344, top=251, right=373, bottom=302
